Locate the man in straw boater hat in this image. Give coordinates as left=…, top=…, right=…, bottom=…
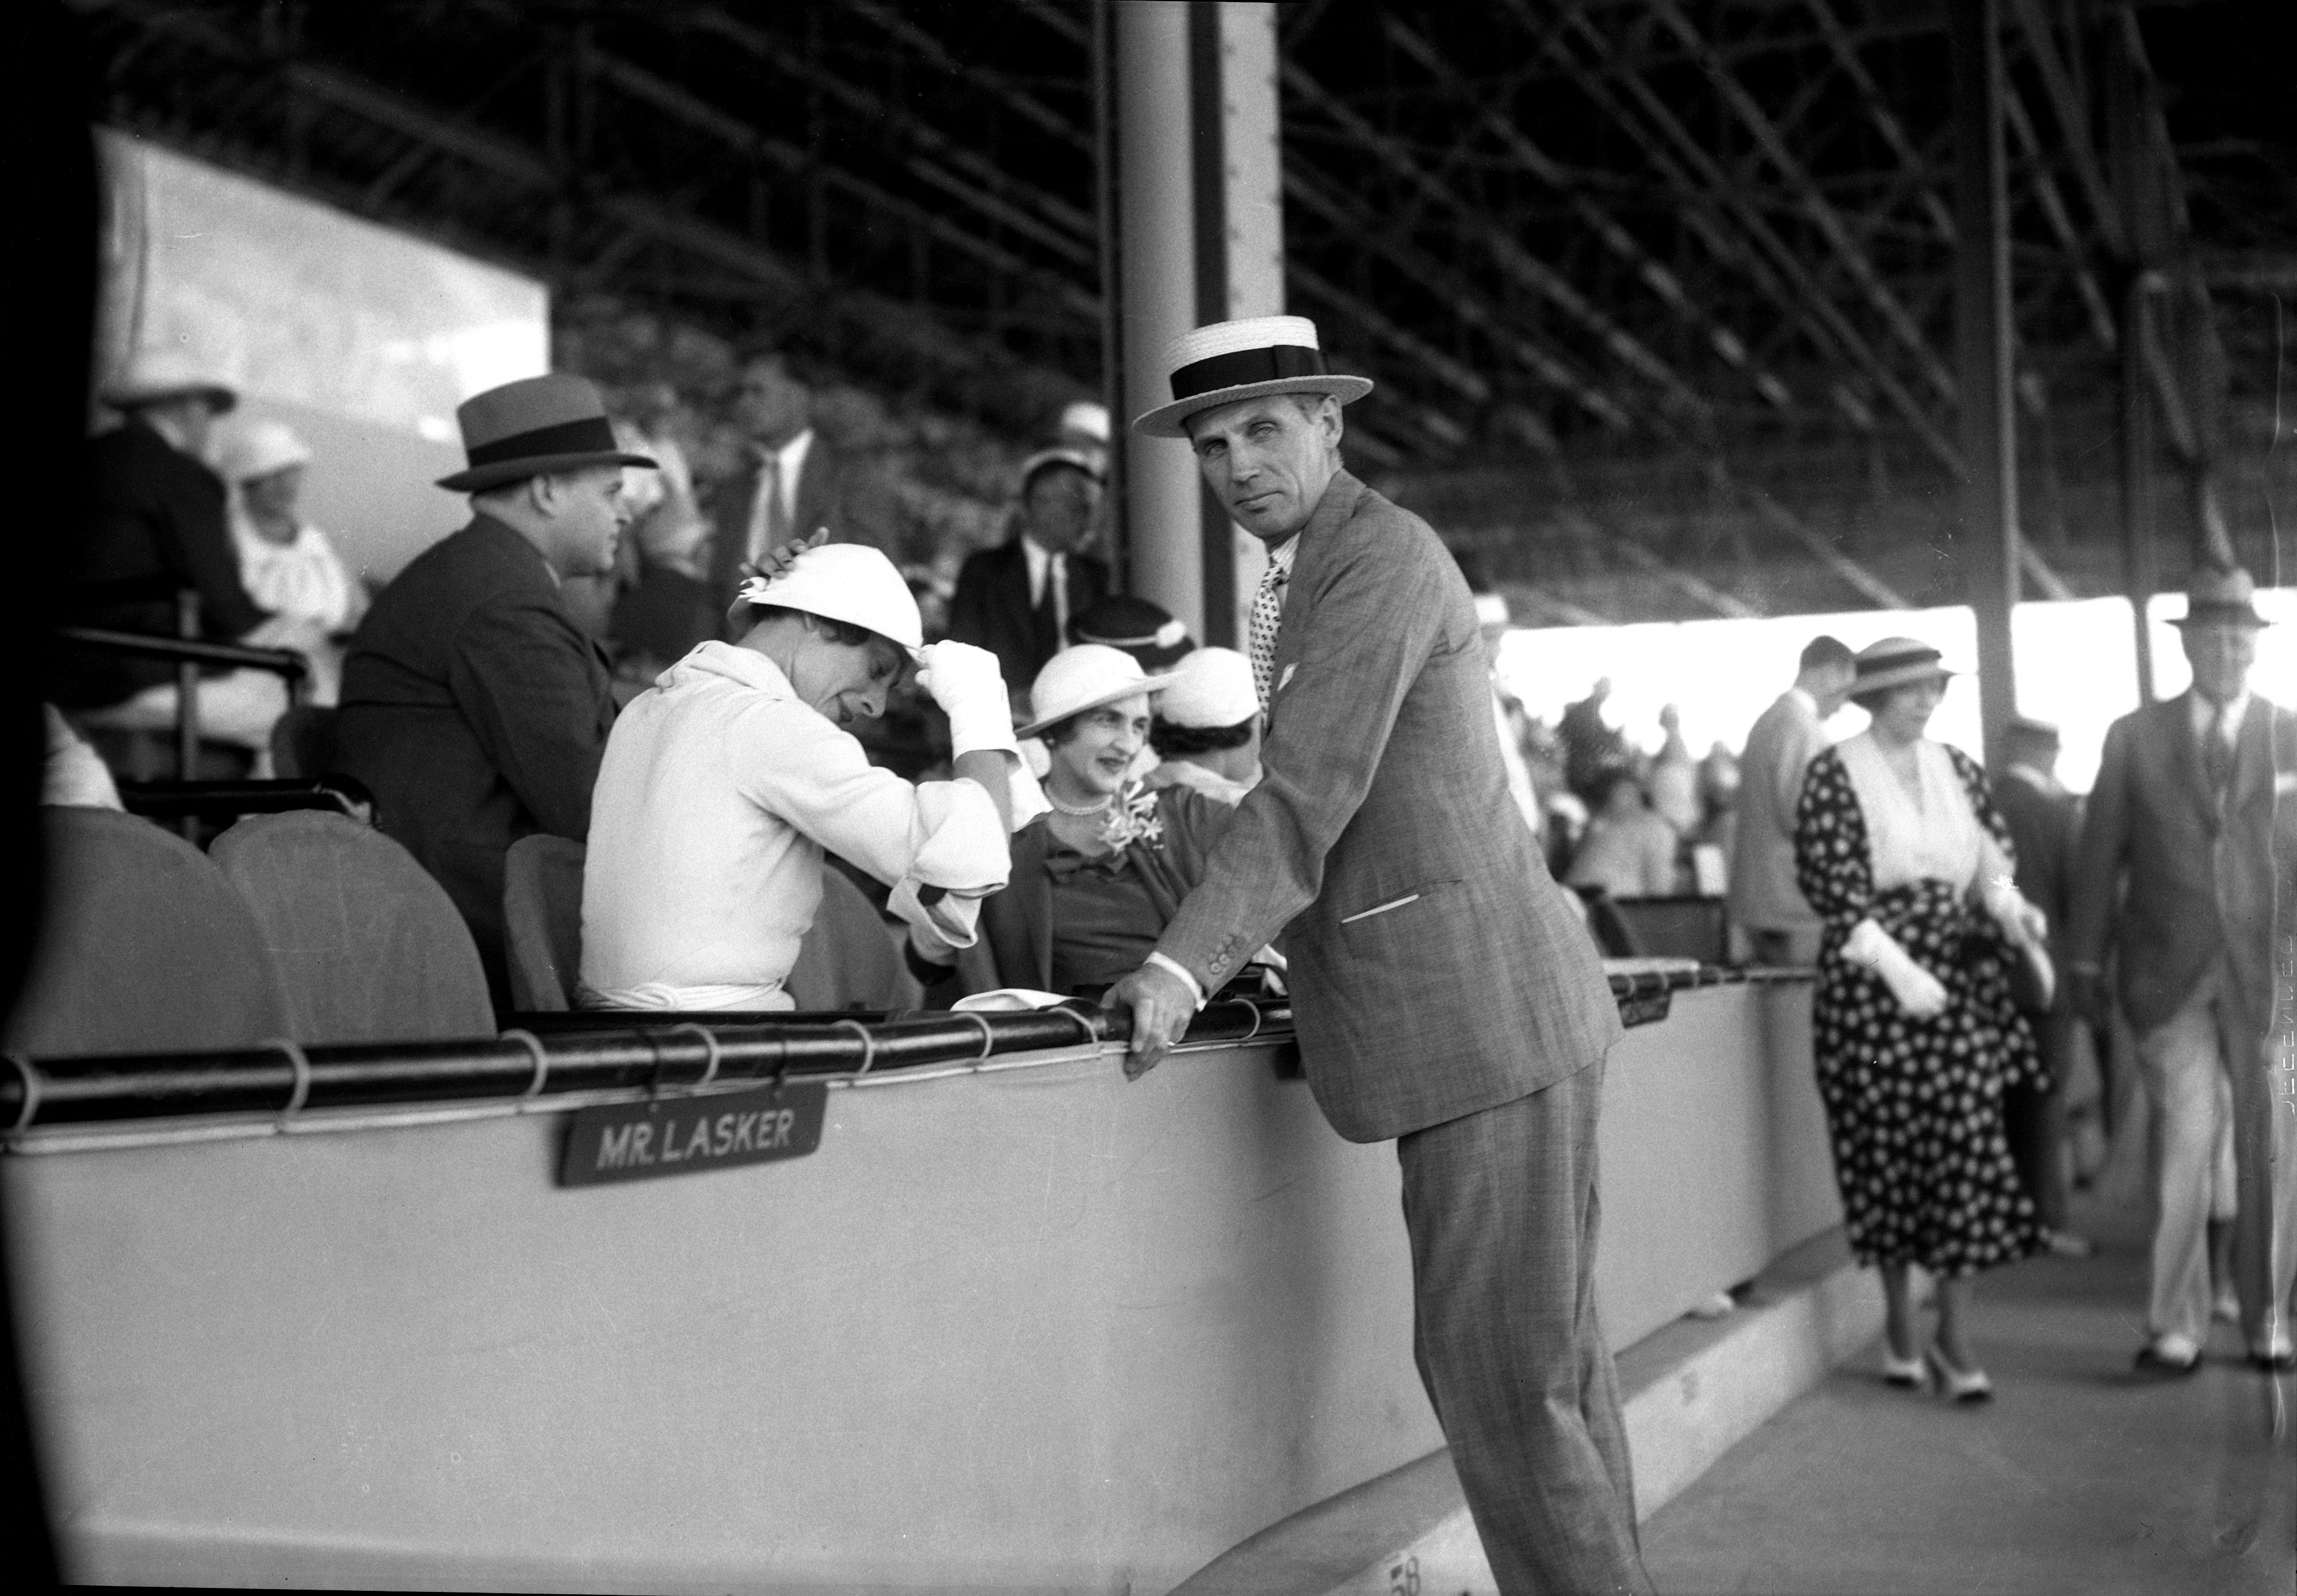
left=2070, top=565, right=2297, bottom=1375
left=336, top=373, right=655, bottom=1001
left=1103, top=316, right=1649, bottom=1592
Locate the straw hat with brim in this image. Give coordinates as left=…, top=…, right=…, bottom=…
left=435, top=373, right=656, bottom=493
left=216, top=419, right=312, bottom=483
left=732, top=542, right=925, bottom=655
left=1019, top=446, right=1103, bottom=489
left=2169, top=565, right=2271, bottom=630
left=1019, top=644, right=1175, bottom=740
left=1852, top=637, right=1955, bottom=697
left=1133, top=315, right=1373, bottom=439
left=101, top=350, right=236, bottom=414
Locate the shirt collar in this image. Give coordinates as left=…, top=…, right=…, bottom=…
left=750, top=427, right=814, bottom=475
left=2189, top=686, right=2251, bottom=742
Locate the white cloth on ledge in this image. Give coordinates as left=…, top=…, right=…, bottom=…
left=580, top=641, right=1010, bottom=1012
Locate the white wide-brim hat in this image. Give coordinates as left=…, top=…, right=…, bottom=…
left=216, top=419, right=312, bottom=483
left=1133, top=315, right=1373, bottom=439
left=1155, top=645, right=1258, bottom=729
left=1018, top=644, right=1176, bottom=740
left=101, top=349, right=237, bottom=415
left=735, top=542, right=924, bottom=654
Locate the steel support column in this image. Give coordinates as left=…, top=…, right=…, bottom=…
left=1112, top=1, right=1281, bottom=642
left=1952, top=0, right=2019, bottom=770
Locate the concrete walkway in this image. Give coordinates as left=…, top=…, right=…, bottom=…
left=1640, top=1193, right=2296, bottom=1595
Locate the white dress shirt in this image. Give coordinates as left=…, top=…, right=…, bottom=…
left=580, top=642, right=1010, bottom=1009
left=2188, top=686, right=2251, bottom=751
left=744, top=428, right=816, bottom=563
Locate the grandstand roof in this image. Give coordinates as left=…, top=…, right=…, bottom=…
left=70, top=0, right=2294, bottom=622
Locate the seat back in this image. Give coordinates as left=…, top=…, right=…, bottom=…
left=6, top=808, right=293, bottom=1058
left=269, top=704, right=339, bottom=779
left=1605, top=895, right=1729, bottom=963
left=211, top=811, right=494, bottom=1043
left=786, top=863, right=922, bottom=1013
left=503, top=833, right=587, bottom=1012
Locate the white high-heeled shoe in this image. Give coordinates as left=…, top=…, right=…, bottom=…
left=1881, top=1345, right=1928, bottom=1389
left=1926, top=1345, right=1994, bottom=1403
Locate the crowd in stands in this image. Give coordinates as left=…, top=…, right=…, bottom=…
left=38, top=339, right=2296, bottom=1387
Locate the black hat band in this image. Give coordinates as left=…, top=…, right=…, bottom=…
left=1168, top=344, right=1327, bottom=402
left=464, top=415, right=621, bottom=469
left=1855, top=645, right=1943, bottom=680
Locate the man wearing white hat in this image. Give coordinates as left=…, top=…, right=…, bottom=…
left=1106, top=316, right=1646, bottom=1593
left=1146, top=645, right=1260, bottom=805
left=217, top=419, right=367, bottom=705
left=580, top=543, right=1019, bottom=1011
left=337, top=373, right=656, bottom=998
left=56, top=350, right=279, bottom=750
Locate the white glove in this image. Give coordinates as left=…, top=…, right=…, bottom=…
left=914, top=640, right=1021, bottom=760
left=1843, top=918, right=1949, bottom=1018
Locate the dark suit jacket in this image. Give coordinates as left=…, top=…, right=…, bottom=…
left=335, top=516, right=616, bottom=994
left=54, top=420, right=267, bottom=707
left=946, top=539, right=1114, bottom=695
left=1993, top=766, right=2078, bottom=1016
left=1153, top=472, right=1622, bottom=1143
left=611, top=432, right=850, bottom=664
left=2069, top=692, right=2297, bottom=1038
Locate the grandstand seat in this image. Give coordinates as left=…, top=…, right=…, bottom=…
left=1604, top=895, right=1730, bottom=963
left=786, top=864, right=923, bottom=1012
left=269, top=704, right=339, bottom=779
left=5, top=807, right=293, bottom=1058
left=503, top=833, right=587, bottom=1012
left=211, top=811, right=493, bottom=1043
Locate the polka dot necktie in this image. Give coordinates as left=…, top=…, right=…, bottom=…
left=1248, top=558, right=1289, bottom=713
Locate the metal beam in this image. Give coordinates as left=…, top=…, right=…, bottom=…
left=2007, top=0, right=2126, bottom=253
left=842, top=0, right=1092, bottom=154
left=1800, top=0, right=1958, bottom=244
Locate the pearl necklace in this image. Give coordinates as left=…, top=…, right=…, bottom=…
left=1047, top=789, right=1114, bottom=817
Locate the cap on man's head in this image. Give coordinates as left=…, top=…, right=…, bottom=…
left=436, top=373, right=658, bottom=493
left=1067, top=594, right=1194, bottom=671
left=1058, top=401, right=1110, bottom=445
left=101, top=349, right=237, bottom=415
left=1018, top=447, right=1103, bottom=492
left=1133, top=315, right=1373, bottom=438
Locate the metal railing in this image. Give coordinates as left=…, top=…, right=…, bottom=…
left=60, top=590, right=310, bottom=780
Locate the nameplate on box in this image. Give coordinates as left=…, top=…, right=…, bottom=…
left=560, top=1084, right=826, bottom=1187
left=1617, top=989, right=1673, bottom=1028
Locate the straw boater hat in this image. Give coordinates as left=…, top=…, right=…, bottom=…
left=435, top=373, right=656, bottom=493
left=1133, top=315, right=1373, bottom=438
left=101, top=349, right=236, bottom=415
left=2169, top=565, right=2271, bottom=630
left=733, top=542, right=925, bottom=655
left=1018, top=644, right=1175, bottom=740
left=1851, top=637, right=1955, bottom=697
left=1017, top=446, right=1103, bottom=491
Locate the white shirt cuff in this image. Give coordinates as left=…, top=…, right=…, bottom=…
left=1145, top=951, right=1207, bottom=1011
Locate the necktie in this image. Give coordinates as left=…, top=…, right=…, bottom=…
left=746, top=455, right=786, bottom=565
left=1049, top=554, right=1069, bottom=644
left=1248, top=557, right=1289, bottom=712
left=2202, top=702, right=2234, bottom=799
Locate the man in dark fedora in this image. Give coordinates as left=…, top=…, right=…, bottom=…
left=2070, top=565, right=2297, bottom=1374
left=1103, top=316, right=1646, bottom=1594
left=337, top=373, right=655, bottom=1000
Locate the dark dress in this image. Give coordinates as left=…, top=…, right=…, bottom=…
left=1794, top=742, right=2046, bottom=1277
left=966, top=783, right=1230, bottom=996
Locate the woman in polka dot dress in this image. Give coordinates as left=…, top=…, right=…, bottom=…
left=1794, top=637, right=2053, bottom=1401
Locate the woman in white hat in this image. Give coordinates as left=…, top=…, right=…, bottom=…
left=216, top=419, right=367, bottom=705
left=578, top=542, right=1021, bottom=1011
left=1794, top=636, right=2054, bottom=1401
left=1145, top=645, right=1260, bottom=805
left=928, top=644, right=1266, bottom=999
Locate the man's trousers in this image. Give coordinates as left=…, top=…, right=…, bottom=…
left=2135, top=962, right=2297, bottom=1348
left=1396, top=1055, right=1652, bottom=1596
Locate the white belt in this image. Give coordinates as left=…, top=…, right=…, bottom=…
left=575, top=980, right=793, bottom=1012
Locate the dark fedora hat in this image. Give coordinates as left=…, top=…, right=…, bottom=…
left=436, top=373, right=656, bottom=493
left=2168, top=565, right=2271, bottom=630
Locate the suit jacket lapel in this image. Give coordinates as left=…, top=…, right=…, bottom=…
left=1268, top=472, right=1366, bottom=703
left=2168, top=695, right=2222, bottom=830
left=2226, top=697, right=2272, bottom=812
